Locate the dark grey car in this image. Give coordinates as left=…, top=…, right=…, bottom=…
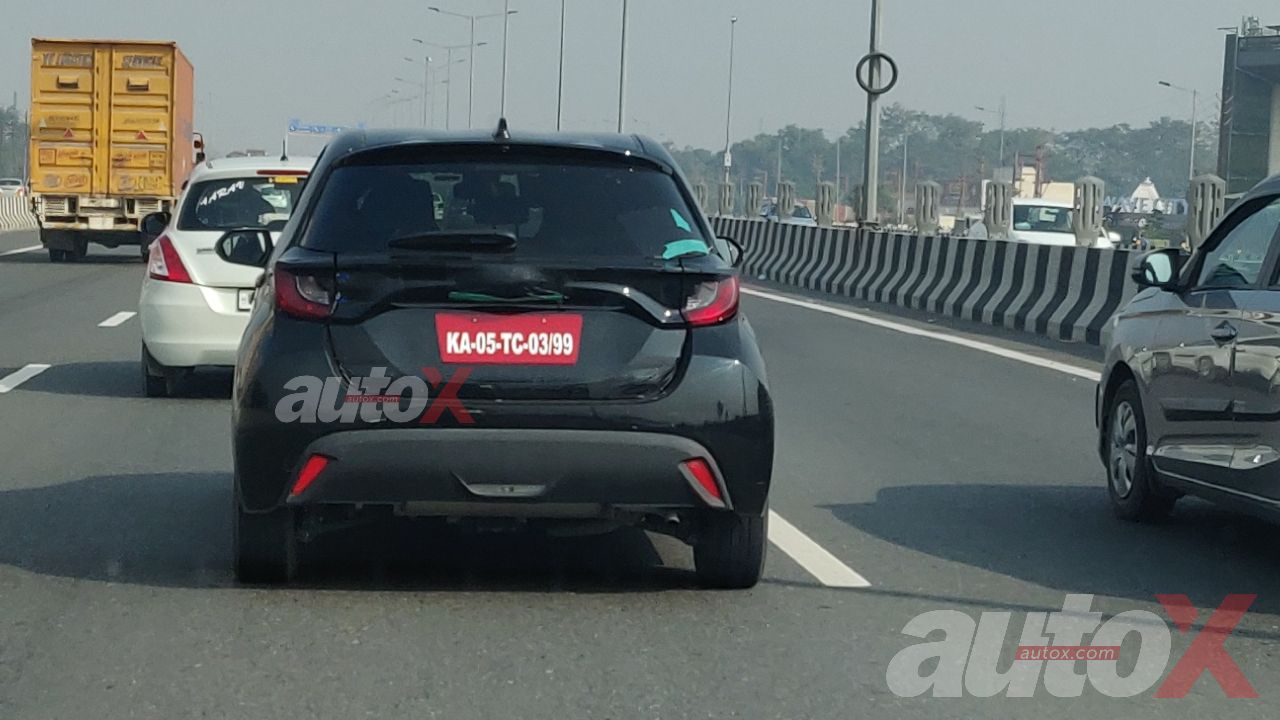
left=1098, top=174, right=1280, bottom=522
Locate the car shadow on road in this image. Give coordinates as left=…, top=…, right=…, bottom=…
left=0, top=472, right=698, bottom=592
left=17, top=361, right=233, bottom=399
left=822, top=483, right=1280, bottom=615
left=0, top=252, right=141, bottom=266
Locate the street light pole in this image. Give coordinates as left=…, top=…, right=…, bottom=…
left=723, top=16, right=737, bottom=186
left=429, top=7, right=515, bottom=127
left=1158, top=80, right=1199, bottom=180
left=862, top=0, right=883, bottom=224
left=617, top=0, right=629, bottom=133
left=556, top=0, right=566, bottom=131
left=501, top=0, right=511, bottom=118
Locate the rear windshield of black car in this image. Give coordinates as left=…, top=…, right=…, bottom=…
left=301, top=150, right=711, bottom=260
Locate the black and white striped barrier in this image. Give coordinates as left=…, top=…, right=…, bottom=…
left=712, top=218, right=1137, bottom=346
left=0, top=196, right=39, bottom=233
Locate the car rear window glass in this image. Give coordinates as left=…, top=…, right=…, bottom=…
left=178, top=176, right=306, bottom=231
left=301, top=150, right=710, bottom=260
left=1013, top=205, right=1073, bottom=233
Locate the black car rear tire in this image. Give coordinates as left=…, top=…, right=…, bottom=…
left=1106, top=380, right=1175, bottom=522
left=234, top=503, right=298, bottom=584
left=694, top=510, right=767, bottom=589
left=141, top=344, right=170, bottom=398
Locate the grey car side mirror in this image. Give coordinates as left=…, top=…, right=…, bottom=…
left=718, top=236, right=744, bottom=267
left=1131, top=248, right=1184, bottom=289
left=215, top=229, right=274, bottom=268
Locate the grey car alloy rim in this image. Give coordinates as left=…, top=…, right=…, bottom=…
left=1110, top=401, right=1138, bottom=498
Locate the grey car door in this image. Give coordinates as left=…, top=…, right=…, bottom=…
left=1146, top=197, right=1280, bottom=486
left=1212, top=195, right=1280, bottom=501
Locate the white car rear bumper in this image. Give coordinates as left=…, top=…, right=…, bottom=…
left=140, top=279, right=253, bottom=367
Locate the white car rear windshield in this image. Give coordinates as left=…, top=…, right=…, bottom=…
left=178, top=176, right=307, bottom=231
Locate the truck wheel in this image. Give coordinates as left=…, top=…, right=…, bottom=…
left=68, top=237, right=88, bottom=262
left=694, top=510, right=767, bottom=589
left=47, top=248, right=67, bottom=263
left=234, top=502, right=299, bottom=584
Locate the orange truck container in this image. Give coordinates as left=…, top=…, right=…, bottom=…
left=27, top=38, right=200, bottom=261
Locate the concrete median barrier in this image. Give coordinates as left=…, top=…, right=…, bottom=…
left=0, top=195, right=39, bottom=233
left=713, top=217, right=1137, bottom=346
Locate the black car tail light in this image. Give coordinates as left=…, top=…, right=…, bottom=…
left=683, top=276, right=740, bottom=327
left=275, top=268, right=334, bottom=320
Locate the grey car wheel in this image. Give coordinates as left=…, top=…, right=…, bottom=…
left=1109, top=400, right=1137, bottom=499
left=1106, top=380, right=1175, bottom=522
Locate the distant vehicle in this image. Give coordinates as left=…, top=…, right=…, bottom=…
left=968, top=198, right=1119, bottom=247
left=0, top=178, right=25, bottom=196
left=1098, top=173, right=1280, bottom=526
left=27, top=38, right=201, bottom=263
left=219, top=128, right=773, bottom=588
left=138, top=155, right=315, bottom=397
left=760, top=201, right=818, bottom=226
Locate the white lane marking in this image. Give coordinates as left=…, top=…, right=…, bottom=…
left=0, top=244, right=42, bottom=257
left=743, top=286, right=1101, bottom=382
left=0, top=364, right=51, bottom=393
left=768, top=510, right=871, bottom=588
left=98, top=311, right=137, bottom=328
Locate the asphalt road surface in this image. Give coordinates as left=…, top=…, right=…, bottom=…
left=1, top=229, right=1277, bottom=719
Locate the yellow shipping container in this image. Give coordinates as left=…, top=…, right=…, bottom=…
left=27, top=38, right=198, bottom=261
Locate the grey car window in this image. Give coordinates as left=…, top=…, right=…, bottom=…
left=1196, top=197, right=1280, bottom=289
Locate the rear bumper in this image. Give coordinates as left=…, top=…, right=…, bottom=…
left=288, top=428, right=730, bottom=513
left=140, top=279, right=251, bottom=367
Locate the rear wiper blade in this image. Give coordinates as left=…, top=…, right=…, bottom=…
left=388, top=230, right=517, bottom=252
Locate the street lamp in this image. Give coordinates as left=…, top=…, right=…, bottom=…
left=1158, top=80, right=1199, bottom=180
left=556, top=0, right=566, bottom=130
left=415, top=38, right=485, bottom=130
left=974, top=97, right=1007, bottom=168
left=617, top=0, right=629, bottom=133
left=722, top=16, right=738, bottom=186
left=428, top=5, right=517, bottom=127
left=397, top=63, right=430, bottom=128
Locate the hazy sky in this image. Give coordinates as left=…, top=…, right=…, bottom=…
left=0, top=0, right=1267, bottom=153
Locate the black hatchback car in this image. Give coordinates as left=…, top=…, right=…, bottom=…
left=1099, top=174, right=1280, bottom=523
left=217, top=125, right=774, bottom=588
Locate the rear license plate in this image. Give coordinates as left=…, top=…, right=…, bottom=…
left=436, top=313, right=582, bottom=365
left=237, top=289, right=254, bottom=311
left=88, top=216, right=113, bottom=230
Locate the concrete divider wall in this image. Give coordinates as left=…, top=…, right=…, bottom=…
left=712, top=217, right=1140, bottom=346
left=0, top=195, right=39, bottom=232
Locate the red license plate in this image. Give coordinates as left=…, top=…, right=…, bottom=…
left=436, top=313, right=583, bottom=365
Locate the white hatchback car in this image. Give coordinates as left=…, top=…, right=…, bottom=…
left=139, top=156, right=315, bottom=397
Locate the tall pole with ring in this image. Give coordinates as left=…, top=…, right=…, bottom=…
left=857, top=0, right=898, bottom=226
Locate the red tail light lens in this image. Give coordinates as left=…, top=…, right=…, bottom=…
left=290, top=454, right=330, bottom=497
left=274, top=268, right=334, bottom=320
left=680, top=458, right=726, bottom=508
left=147, top=235, right=191, bottom=283
left=683, top=275, right=740, bottom=327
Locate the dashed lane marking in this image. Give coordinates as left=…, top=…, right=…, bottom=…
left=0, top=364, right=51, bottom=393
